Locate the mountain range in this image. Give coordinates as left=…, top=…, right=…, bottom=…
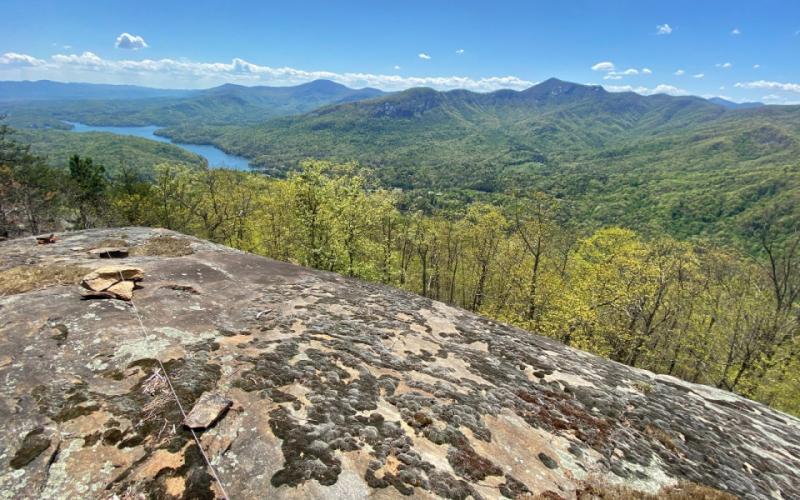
left=2, top=77, right=799, bottom=245
left=1, top=79, right=385, bottom=127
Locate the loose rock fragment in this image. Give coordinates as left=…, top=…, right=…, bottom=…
left=35, top=234, right=57, bottom=245
left=89, top=247, right=129, bottom=258
left=183, top=392, right=233, bottom=429
left=80, top=265, right=143, bottom=301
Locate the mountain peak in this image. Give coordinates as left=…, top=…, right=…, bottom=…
left=522, top=77, right=606, bottom=99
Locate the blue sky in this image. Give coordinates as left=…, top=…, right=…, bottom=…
left=1, top=0, right=799, bottom=103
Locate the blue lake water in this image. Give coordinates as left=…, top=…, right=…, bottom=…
left=66, top=122, right=252, bottom=171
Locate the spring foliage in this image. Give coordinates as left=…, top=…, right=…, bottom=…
left=1, top=126, right=798, bottom=415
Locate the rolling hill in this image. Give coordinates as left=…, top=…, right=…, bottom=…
left=158, top=78, right=800, bottom=245
left=0, top=79, right=386, bottom=128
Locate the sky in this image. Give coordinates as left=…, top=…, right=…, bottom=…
left=1, top=0, right=799, bottom=103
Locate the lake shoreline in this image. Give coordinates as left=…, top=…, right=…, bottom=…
left=65, top=121, right=253, bottom=171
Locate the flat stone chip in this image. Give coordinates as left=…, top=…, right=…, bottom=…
left=105, top=280, right=135, bottom=301
left=183, top=392, right=233, bottom=430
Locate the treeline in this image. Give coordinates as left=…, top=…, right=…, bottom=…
left=2, top=125, right=798, bottom=415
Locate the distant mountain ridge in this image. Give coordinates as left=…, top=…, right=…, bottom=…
left=708, top=97, right=765, bottom=109
left=0, top=79, right=387, bottom=127
left=0, top=80, right=194, bottom=101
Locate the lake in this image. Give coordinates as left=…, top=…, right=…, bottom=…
left=66, top=122, right=252, bottom=171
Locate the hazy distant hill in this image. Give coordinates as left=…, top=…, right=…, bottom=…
left=0, top=80, right=193, bottom=101
left=0, top=79, right=386, bottom=127
left=708, top=97, right=765, bottom=110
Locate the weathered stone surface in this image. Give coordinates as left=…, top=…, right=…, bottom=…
left=1, top=227, right=798, bottom=499
left=184, top=392, right=233, bottom=429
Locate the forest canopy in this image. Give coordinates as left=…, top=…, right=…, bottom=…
left=2, top=123, right=798, bottom=416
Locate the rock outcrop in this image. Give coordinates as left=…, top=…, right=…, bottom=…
left=0, top=228, right=798, bottom=499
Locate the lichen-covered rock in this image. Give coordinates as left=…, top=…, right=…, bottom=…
left=0, top=227, right=798, bottom=499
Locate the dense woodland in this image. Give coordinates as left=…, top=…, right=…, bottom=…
left=2, top=123, right=798, bottom=416
left=10, top=79, right=799, bottom=252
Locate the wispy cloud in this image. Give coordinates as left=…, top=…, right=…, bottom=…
left=418, top=53, right=431, bottom=60
left=656, top=24, right=673, bottom=35
left=735, top=80, right=800, bottom=94
left=715, top=62, right=732, bottom=69
left=591, top=61, right=615, bottom=72
left=605, top=83, right=687, bottom=96
left=393, top=65, right=401, bottom=70
left=455, top=49, right=465, bottom=55
left=0, top=51, right=536, bottom=92
left=753, top=64, right=760, bottom=69
left=693, top=73, right=705, bottom=79
left=762, top=94, right=800, bottom=105
left=594, top=63, right=651, bottom=80
left=115, top=33, right=148, bottom=50
left=731, top=28, right=741, bottom=35
left=674, top=69, right=685, bottom=76
left=0, top=52, right=46, bottom=67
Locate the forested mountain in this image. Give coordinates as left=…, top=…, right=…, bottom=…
left=155, top=78, right=800, bottom=245
left=0, top=79, right=385, bottom=127
left=15, top=128, right=206, bottom=173
left=164, top=78, right=793, bottom=183
left=4, top=78, right=799, bottom=245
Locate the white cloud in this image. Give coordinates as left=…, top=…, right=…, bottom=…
left=642, top=68, right=652, bottom=75
left=674, top=69, right=685, bottom=76
left=0, top=52, right=46, bottom=67
left=393, top=65, right=401, bottom=70
left=656, top=24, right=673, bottom=35
left=715, top=62, right=732, bottom=69
left=455, top=49, right=464, bottom=55
left=0, top=51, right=536, bottom=92
left=693, top=73, right=705, bottom=79
left=418, top=53, right=431, bottom=60
left=602, top=67, right=645, bottom=80
left=731, top=28, right=741, bottom=35
left=604, top=83, right=687, bottom=96
left=115, top=32, right=148, bottom=50
left=753, top=64, right=760, bottom=69
left=735, top=80, right=800, bottom=94
left=591, top=61, right=615, bottom=72
left=761, top=94, right=800, bottom=105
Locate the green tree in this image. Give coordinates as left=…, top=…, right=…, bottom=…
left=68, top=154, right=107, bottom=228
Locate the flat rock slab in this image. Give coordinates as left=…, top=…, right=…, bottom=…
left=0, top=227, right=798, bottom=499
left=183, top=392, right=233, bottom=429
left=80, top=265, right=144, bottom=300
